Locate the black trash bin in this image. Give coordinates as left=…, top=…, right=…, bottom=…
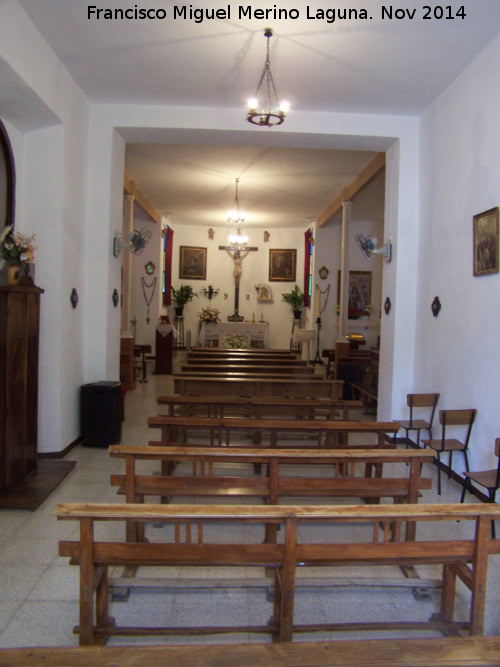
left=80, top=381, right=122, bottom=447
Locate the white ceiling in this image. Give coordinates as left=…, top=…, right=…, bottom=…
left=15, top=0, right=500, bottom=227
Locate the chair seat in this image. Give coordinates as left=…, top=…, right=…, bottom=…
left=399, top=419, right=430, bottom=430
left=422, top=438, right=467, bottom=451
left=464, top=469, right=499, bottom=490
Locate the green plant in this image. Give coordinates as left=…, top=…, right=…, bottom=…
left=281, top=284, right=304, bottom=310
left=171, top=284, right=197, bottom=307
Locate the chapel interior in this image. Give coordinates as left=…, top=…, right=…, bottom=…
left=1, top=2, right=500, bottom=664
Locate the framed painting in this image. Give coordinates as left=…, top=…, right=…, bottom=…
left=179, top=245, right=207, bottom=280
left=337, top=270, right=372, bottom=319
left=473, top=207, right=499, bottom=276
left=269, top=248, right=296, bottom=282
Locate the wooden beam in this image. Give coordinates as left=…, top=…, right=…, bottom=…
left=318, top=152, right=386, bottom=227
left=123, top=173, right=161, bottom=224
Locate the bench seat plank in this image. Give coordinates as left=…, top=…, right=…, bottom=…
left=2, top=636, right=500, bottom=667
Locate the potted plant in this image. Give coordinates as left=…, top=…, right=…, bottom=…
left=281, top=284, right=304, bottom=319
left=171, top=284, right=197, bottom=315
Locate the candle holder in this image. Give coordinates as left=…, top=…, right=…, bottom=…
left=312, top=317, right=324, bottom=365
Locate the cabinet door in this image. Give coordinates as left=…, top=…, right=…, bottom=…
left=25, top=293, right=40, bottom=475
left=5, top=292, right=28, bottom=489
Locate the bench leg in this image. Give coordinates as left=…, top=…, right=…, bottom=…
left=469, top=516, right=490, bottom=635
left=79, top=518, right=95, bottom=645
left=95, top=566, right=115, bottom=644
left=277, top=516, right=297, bottom=642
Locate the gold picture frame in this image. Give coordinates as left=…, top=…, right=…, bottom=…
left=337, top=270, right=372, bottom=319
left=269, top=249, right=296, bottom=282
left=473, top=207, right=499, bottom=276
left=179, top=246, right=207, bottom=280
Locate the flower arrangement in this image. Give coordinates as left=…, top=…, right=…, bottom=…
left=0, top=226, right=36, bottom=265
left=198, top=306, right=220, bottom=323
left=221, top=334, right=248, bottom=349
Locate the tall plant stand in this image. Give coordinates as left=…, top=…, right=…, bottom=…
left=174, top=316, right=185, bottom=350
left=290, top=318, right=302, bottom=353
left=312, top=317, right=324, bottom=366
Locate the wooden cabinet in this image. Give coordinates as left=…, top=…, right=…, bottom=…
left=0, top=285, right=43, bottom=494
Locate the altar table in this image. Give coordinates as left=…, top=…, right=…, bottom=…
left=199, top=322, right=269, bottom=348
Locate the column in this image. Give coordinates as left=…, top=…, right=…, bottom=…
left=335, top=201, right=351, bottom=375
left=121, top=194, right=134, bottom=336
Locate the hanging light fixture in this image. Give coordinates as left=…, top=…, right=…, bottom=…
left=227, top=178, right=249, bottom=250
left=247, top=29, right=289, bottom=127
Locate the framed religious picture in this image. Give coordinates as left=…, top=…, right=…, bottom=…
left=473, top=207, right=499, bottom=276
left=269, top=248, right=296, bottom=282
left=337, top=270, right=372, bottom=319
left=179, top=245, right=207, bottom=280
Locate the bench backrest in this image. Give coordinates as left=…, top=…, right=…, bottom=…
left=173, top=376, right=343, bottom=399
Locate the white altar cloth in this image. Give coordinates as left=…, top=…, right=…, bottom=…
left=199, top=322, right=269, bottom=348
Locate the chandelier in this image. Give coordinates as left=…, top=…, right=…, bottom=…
left=247, top=29, right=289, bottom=127
left=228, top=178, right=248, bottom=250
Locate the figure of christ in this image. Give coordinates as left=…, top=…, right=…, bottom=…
left=226, top=246, right=251, bottom=286
left=218, top=244, right=258, bottom=320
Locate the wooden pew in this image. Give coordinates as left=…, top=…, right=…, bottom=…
left=350, top=349, right=380, bottom=413
left=109, top=445, right=434, bottom=543
left=173, top=376, right=343, bottom=399
left=179, top=364, right=316, bottom=376
left=186, top=352, right=300, bottom=366
left=57, top=502, right=500, bottom=644
left=157, top=395, right=363, bottom=421
left=3, top=637, right=500, bottom=667
left=184, top=356, right=309, bottom=367
left=190, top=348, right=296, bottom=357
left=147, top=415, right=400, bottom=449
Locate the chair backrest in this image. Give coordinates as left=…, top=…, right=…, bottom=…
left=406, top=393, right=440, bottom=427
left=439, top=408, right=477, bottom=447
left=495, top=438, right=500, bottom=488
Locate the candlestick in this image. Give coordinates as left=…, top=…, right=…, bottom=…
left=316, top=288, right=321, bottom=318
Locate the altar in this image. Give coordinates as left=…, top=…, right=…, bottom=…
left=199, top=321, right=269, bottom=348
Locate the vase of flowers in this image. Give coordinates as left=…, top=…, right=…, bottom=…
left=0, top=225, right=37, bottom=285
left=221, top=334, right=248, bottom=349
left=198, top=306, right=220, bottom=324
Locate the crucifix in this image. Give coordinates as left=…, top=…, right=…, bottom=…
left=218, top=244, right=258, bottom=321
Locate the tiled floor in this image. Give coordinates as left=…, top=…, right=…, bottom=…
left=0, top=360, right=499, bottom=648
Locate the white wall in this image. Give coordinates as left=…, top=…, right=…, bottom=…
left=417, top=32, right=500, bottom=472
left=2, top=0, right=425, bottom=454
left=316, top=171, right=385, bottom=354
left=165, top=222, right=309, bottom=349
left=1, top=1, right=90, bottom=454
left=129, top=211, right=163, bottom=349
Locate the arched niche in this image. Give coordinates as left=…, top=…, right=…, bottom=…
left=0, top=118, right=16, bottom=234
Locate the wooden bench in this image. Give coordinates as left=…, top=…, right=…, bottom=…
left=190, top=347, right=296, bottom=357
left=3, top=636, right=500, bottom=666
left=173, top=376, right=343, bottom=399
left=185, top=356, right=309, bottom=367
left=179, top=364, right=316, bottom=376
left=109, top=445, right=434, bottom=543
left=351, top=379, right=378, bottom=413
left=157, top=395, right=363, bottom=421
left=350, top=349, right=379, bottom=413
left=57, top=502, right=500, bottom=644
left=147, top=415, right=400, bottom=449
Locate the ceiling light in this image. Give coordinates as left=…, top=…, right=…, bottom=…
left=227, top=178, right=245, bottom=225
left=227, top=178, right=248, bottom=250
left=247, top=29, right=289, bottom=127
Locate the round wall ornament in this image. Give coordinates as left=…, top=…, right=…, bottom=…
left=145, top=261, right=155, bottom=275
left=319, top=266, right=329, bottom=280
